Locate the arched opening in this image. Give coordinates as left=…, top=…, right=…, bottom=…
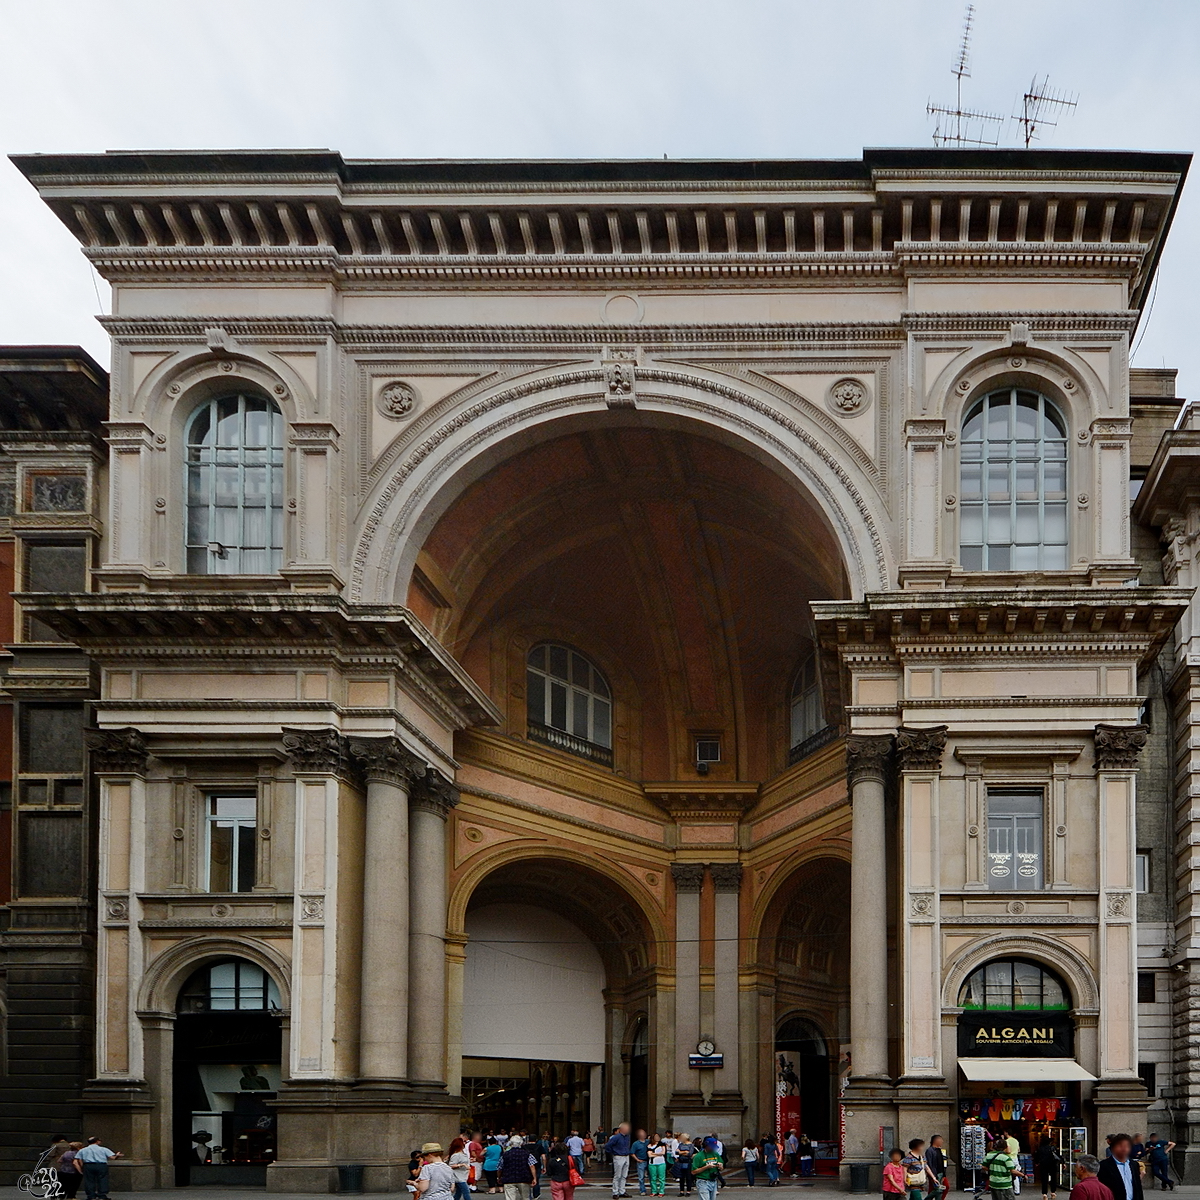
left=628, top=1019, right=649, bottom=1134
left=459, top=857, right=657, bottom=1134
left=172, top=957, right=283, bottom=1186
left=775, top=1017, right=831, bottom=1155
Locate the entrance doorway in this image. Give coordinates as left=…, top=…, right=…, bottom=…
left=173, top=958, right=282, bottom=1186
left=775, top=1017, right=831, bottom=1140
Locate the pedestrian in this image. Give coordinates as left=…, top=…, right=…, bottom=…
left=547, top=1141, right=577, bottom=1200
left=608, top=1122, right=634, bottom=1198
left=484, top=1139, right=504, bottom=1194
left=741, top=1141, right=759, bottom=1187
left=1006, top=1131, right=1022, bottom=1161
left=903, top=1141, right=939, bottom=1200
left=568, top=1132, right=586, bottom=1178
left=1144, top=1136, right=1174, bottom=1191
left=1034, top=1136, right=1065, bottom=1200
left=797, top=1134, right=813, bottom=1179
left=76, top=1136, right=124, bottom=1200
left=450, top=1138, right=473, bottom=1200
left=692, top=1139, right=724, bottom=1200
left=418, top=1144, right=459, bottom=1200
left=1069, top=1157, right=1114, bottom=1200
left=925, top=1136, right=948, bottom=1197
left=675, top=1136, right=695, bottom=1197
left=1098, top=1136, right=1144, bottom=1200
left=633, top=1131, right=650, bottom=1196
left=761, top=1137, right=780, bottom=1187
left=885, top=1149, right=908, bottom=1200
left=57, top=1142, right=84, bottom=1200
left=982, top=1138, right=1024, bottom=1200
left=646, top=1134, right=670, bottom=1197
left=500, top=1135, right=539, bottom=1200
left=783, top=1132, right=799, bottom=1179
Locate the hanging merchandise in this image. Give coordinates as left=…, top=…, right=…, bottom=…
left=960, top=1125, right=987, bottom=1171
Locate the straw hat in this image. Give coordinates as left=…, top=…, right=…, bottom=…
left=422, top=1143, right=445, bottom=1156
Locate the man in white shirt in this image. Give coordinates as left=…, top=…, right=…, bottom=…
left=567, top=1133, right=586, bottom=1177
left=76, top=1137, right=123, bottom=1200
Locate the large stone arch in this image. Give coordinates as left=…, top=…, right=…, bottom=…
left=351, top=365, right=893, bottom=603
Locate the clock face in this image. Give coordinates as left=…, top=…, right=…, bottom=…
left=697, top=1040, right=715, bottom=1057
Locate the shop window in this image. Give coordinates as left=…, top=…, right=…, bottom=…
left=959, top=388, right=1068, bottom=571
left=205, top=794, right=257, bottom=892
left=987, top=790, right=1044, bottom=890
left=1138, top=972, right=1156, bottom=1004
left=959, top=959, right=1070, bottom=1011
left=526, top=643, right=613, bottom=766
left=178, top=959, right=281, bottom=1013
left=186, top=393, right=284, bottom=575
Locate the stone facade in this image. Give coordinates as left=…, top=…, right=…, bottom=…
left=3, top=146, right=1199, bottom=1187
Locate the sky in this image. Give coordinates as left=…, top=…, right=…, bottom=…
left=1, top=0, right=1197, bottom=393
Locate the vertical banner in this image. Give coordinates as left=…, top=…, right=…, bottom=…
left=775, top=1052, right=802, bottom=1165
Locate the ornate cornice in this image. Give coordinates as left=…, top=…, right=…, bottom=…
left=845, top=734, right=893, bottom=787
left=349, top=735, right=424, bottom=788
left=85, top=727, right=149, bottom=775
left=410, top=765, right=459, bottom=819
left=895, top=725, right=949, bottom=772
left=1093, top=723, right=1149, bottom=772
left=671, top=863, right=706, bottom=894
left=282, top=727, right=353, bottom=778
left=710, top=863, right=744, bottom=894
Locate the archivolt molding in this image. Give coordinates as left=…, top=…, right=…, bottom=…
left=940, top=931, right=1099, bottom=1012
left=351, top=366, right=892, bottom=603
left=136, top=933, right=293, bottom=1014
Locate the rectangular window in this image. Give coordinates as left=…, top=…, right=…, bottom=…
left=206, top=794, right=257, bottom=892
left=1136, top=851, right=1151, bottom=894
left=987, top=789, right=1044, bottom=891
left=24, top=542, right=87, bottom=641
left=1138, top=1061, right=1157, bottom=1097
left=1138, top=972, right=1156, bottom=1004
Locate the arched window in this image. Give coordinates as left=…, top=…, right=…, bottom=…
left=186, top=393, right=284, bottom=574
left=789, top=656, right=826, bottom=761
left=959, top=388, right=1068, bottom=571
left=958, top=958, right=1069, bottom=1011
left=177, top=958, right=282, bottom=1013
left=526, top=643, right=612, bottom=766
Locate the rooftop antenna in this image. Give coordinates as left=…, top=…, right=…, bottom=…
left=927, top=4, right=1004, bottom=147
left=1013, top=75, right=1078, bottom=148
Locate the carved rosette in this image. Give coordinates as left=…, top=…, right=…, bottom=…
left=671, top=862, right=706, bottom=894
left=710, top=863, right=743, bottom=893
left=845, top=734, right=893, bottom=787
left=410, top=766, right=460, bottom=819
left=896, top=725, right=949, bottom=772
left=85, top=727, right=149, bottom=776
left=1093, top=724, right=1148, bottom=771
left=349, top=735, right=424, bottom=788
left=283, top=727, right=353, bottom=778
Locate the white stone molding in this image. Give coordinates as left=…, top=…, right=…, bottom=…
left=939, top=930, right=1100, bottom=1012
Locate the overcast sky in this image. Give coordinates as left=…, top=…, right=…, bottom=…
left=1, top=0, right=1197, bottom=395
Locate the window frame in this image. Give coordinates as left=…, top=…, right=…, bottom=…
left=184, top=391, right=285, bottom=576
left=788, top=654, right=830, bottom=763
left=177, top=958, right=282, bottom=1013
left=204, top=792, right=259, bottom=893
left=525, top=642, right=614, bottom=767
left=986, top=788, right=1046, bottom=892
left=958, top=958, right=1071, bottom=1011
left=958, top=386, right=1069, bottom=572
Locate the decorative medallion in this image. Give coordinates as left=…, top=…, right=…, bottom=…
left=105, top=897, right=129, bottom=921
left=1106, top=891, right=1131, bottom=918
left=910, top=892, right=935, bottom=917
left=211, top=903, right=233, bottom=919
left=1007, top=900, right=1027, bottom=915
left=299, top=895, right=325, bottom=922
left=827, top=377, right=868, bottom=416
left=463, top=826, right=484, bottom=843
left=377, top=380, right=419, bottom=420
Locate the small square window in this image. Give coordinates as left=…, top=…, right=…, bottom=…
left=1137, top=972, right=1156, bottom=1004
left=1138, top=1061, right=1157, bottom=1096
left=695, top=738, right=721, bottom=764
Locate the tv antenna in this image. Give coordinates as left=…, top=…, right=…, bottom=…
left=1013, top=75, right=1078, bottom=148
left=927, top=4, right=1004, bottom=147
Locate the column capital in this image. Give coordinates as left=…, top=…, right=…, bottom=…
left=710, top=863, right=743, bottom=893
left=86, top=727, right=149, bottom=776
left=410, top=766, right=459, bottom=818
left=671, top=862, right=706, bottom=894
left=895, top=725, right=948, bottom=772
left=846, top=733, right=893, bottom=786
left=282, top=727, right=353, bottom=777
left=1093, top=723, right=1148, bottom=771
left=349, top=735, right=424, bottom=788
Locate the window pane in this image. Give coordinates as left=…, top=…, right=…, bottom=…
left=593, top=699, right=611, bottom=748
left=571, top=652, right=590, bottom=687
left=987, top=504, right=1011, bottom=542
left=960, top=968, right=985, bottom=1009
left=987, top=399, right=1011, bottom=439
left=236, top=823, right=257, bottom=892
left=526, top=670, right=545, bottom=724
left=988, top=817, right=1014, bottom=887
left=209, top=823, right=233, bottom=892
left=209, top=961, right=237, bottom=1009
left=959, top=504, right=983, bottom=544
left=988, top=544, right=1011, bottom=570
left=548, top=645, right=569, bottom=681
left=1042, top=973, right=1067, bottom=1009
left=549, top=680, right=567, bottom=729
left=985, top=960, right=1013, bottom=1008
left=214, top=795, right=256, bottom=820
left=1015, top=504, right=1039, bottom=544
left=1013, top=960, right=1043, bottom=1008
left=960, top=462, right=982, bottom=497
left=572, top=689, right=589, bottom=738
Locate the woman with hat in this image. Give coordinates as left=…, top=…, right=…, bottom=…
left=416, top=1142, right=458, bottom=1200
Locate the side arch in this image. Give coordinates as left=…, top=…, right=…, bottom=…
left=749, top=845, right=852, bottom=953
left=941, top=932, right=1100, bottom=1013
left=136, top=935, right=293, bottom=1015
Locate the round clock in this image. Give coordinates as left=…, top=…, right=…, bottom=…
left=696, top=1040, right=715, bottom=1057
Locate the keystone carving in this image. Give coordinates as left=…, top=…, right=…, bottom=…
left=896, top=725, right=948, bottom=772
left=671, top=862, right=706, bottom=894
left=845, top=734, right=893, bottom=787
left=710, top=863, right=743, bottom=893
left=411, top=766, right=460, bottom=819
left=349, top=735, right=424, bottom=788
left=1093, top=723, right=1148, bottom=771
left=85, top=727, right=149, bottom=775
left=603, top=353, right=637, bottom=408
left=283, top=727, right=353, bottom=778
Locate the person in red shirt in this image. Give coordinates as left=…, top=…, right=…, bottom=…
left=884, top=1149, right=907, bottom=1198
left=1070, top=1156, right=1115, bottom=1200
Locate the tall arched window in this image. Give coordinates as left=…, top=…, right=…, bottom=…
left=186, top=393, right=284, bottom=574
left=789, top=655, right=829, bottom=764
left=177, top=958, right=282, bottom=1013
left=526, top=643, right=612, bottom=766
left=958, top=958, right=1069, bottom=1011
left=959, top=388, right=1068, bottom=571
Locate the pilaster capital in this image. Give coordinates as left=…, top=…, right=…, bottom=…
left=349, top=735, right=424, bottom=788
left=846, top=734, right=893, bottom=787
left=282, top=727, right=353, bottom=778
left=1093, top=723, right=1148, bottom=771
left=895, top=725, right=948, bottom=772
left=85, top=727, right=149, bottom=776
left=710, top=863, right=743, bottom=893
left=671, top=862, right=706, bottom=894
left=410, top=766, right=460, bottom=819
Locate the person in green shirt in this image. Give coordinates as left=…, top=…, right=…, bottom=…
left=691, top=1139, right=723, bottom=1200
left=982, top=1144, right=1025, bottom=1200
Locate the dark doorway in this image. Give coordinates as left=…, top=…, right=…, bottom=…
left=775, top=1017, right=831, bottom=1140
left=628, top=1021, right=649, bottom=1133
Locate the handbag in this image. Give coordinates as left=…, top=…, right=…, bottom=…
left=569, top=1167, right=587, bottom=1187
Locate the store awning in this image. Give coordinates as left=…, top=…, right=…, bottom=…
left=959, top=1058, right=1096, bottom=1082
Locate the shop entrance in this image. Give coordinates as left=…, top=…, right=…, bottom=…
left=173, top=958, right=283, bottom=1186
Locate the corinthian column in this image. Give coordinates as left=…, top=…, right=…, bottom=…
left=350, top=736, right=422, bottom=1084
left=407, top=767, right=458, bottom=1087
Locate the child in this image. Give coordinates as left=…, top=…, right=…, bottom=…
left=884, top=1149, right=907, bottom=1200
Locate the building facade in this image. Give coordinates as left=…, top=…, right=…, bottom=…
left=6, top=146, right=1199, bottom=1189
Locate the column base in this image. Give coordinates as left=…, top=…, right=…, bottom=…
left=894, top=1077, right=951, bottom=1166
left=840, top=1076, right=897, bottom=1192
left=1092, top=1077, right=1151, bottom=1143
left=81, top=1083, right=162, bottom=1190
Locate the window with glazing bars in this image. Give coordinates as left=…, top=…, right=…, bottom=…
left=987, top=790, right=1044, bottom=891
left=186, top=394, right=284, bottom=574
left=205, top=794, right=257, bottom=892
left=527, top=643, right=612, bottom=751
left=790, top=656, right=824, bottom=749
left=959, top=388, right=1068, bottom=571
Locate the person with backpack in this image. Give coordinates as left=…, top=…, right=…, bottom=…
left=902, top=1140, right=939, bottom=1200
left=674, top=1136, right=695, bottom=1197
left=982, top=1139, right=1026, bottom=1200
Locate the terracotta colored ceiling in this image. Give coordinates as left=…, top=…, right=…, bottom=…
left=410, top=423, right=848, bottom=782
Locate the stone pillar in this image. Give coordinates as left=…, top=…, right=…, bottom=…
left=710, top=863, right=743, bottom=1109
left=408, top=767, right=458, bottom=1088
left=670, top=863, right=705, bottom=1102
left=842, top=734, right=895, bottom=1181
left=350, top=736, right=422, bottom=1084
